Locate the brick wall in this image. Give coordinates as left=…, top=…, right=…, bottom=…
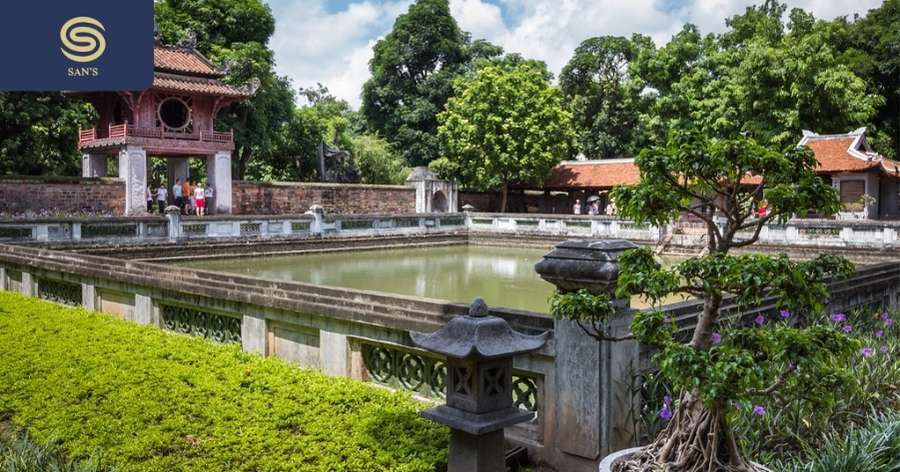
left=0, top=178, right=125, bottom=217
left=232, top=181, right=417, bottom=215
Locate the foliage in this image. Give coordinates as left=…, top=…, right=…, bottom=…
left=155, top=0, right=295, bottom=180
left=553, top=130, right=852, bottom=471
left=0, top=93, right=95, bottom=176
left=0, top=292, right=447, bottom=472
left=559, top=35, right=654, bottom=159
left=433, top=62, right=575, bottom=211
left=361, top=0, right=503, bottom=167
left=0, top=423, right=114, bottom=472
left=786, top=413, right=900, bottom=472
left=350, top=134, right=410, bottom=185
left=736, top=308, right=900, bottom=467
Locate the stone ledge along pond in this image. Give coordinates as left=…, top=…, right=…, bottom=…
left=183, top=245, right=683, bottom=313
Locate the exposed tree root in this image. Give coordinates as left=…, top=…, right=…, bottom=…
left=612, top=394, right=765, bottom=472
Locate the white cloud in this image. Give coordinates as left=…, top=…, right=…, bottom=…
left=268, top=0, right=885, bottom=108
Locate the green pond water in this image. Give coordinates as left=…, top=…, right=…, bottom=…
left=186, top=245, right=557, bottom=313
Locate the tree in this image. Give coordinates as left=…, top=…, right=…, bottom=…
left=847, top=0, right=900, bottom=158
left=155, top=0, right=294, bottom=180
left=552, top=129, right=857, bottom=471
left=631, top=3, right=882, bottom=151
left=0, top=93, right=94, bottom=176
left=361, top=0, right=502, bottom=167
left=433, top=63, right=575, bottom=211
left=350, top=135, right=409, bottom=185
left=560, top=35, right=653, bottom=159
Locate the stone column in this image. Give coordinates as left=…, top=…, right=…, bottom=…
left=118, top=146, right=148, bottom=216
left=82, top=154, right=108, bottom=178
left=535, top=240, right=641, bottom=468
left=20, top=271, right=35, bottom=296
left=320, top=330, right=350, bottom=377
left=165, top=206, right=182, bottom=241
left=81, top=283, right=96, bottom=311
left=241, top=313, right=268, bottom=355
left=0, top=267, right=7, bottom=291
left=134, top=293, right=153, bottom=325
left=207, top=151, right=233, bottom=214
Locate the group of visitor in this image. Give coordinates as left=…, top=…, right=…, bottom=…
left=145, top=179, right=213, bottom=216
left=572, top=195, right=616, bottom=216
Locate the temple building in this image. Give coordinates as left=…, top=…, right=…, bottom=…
left=76, top=40, right=252, bottom=215
left=535, top=128, right=900, bottom=219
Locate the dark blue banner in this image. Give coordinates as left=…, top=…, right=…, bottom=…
left=0, top=1, right=154, bottom=91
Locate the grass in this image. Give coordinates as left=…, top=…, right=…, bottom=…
left=0, top=291, right=448, bottom=472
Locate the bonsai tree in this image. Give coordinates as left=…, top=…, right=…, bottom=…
left=550, top=130, right=859, bottom=471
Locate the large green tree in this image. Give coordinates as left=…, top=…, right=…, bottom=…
left=560, top=35, right=653, bottom=159
left=361, top=0, right=502, bottom=167
left=433, top=63, right=575, bottom=211
left=155, top=0, right=294, bottom=180
left=0, top=94, right=94, bottom=176
left=847, top=0, right=900, bottom=157
left=629, top=2, right=881, bottom=151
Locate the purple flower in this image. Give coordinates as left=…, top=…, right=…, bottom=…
left=843, top=324, right=853, bottom=334
left=780, top=309, right=792, bottom=319
left=753, top=405, right=766, bottom=417
left=875, top=330, right=884, bottom=338
left=711, top=332, right=722, bottom=345
left=663, top=395, right=672, bottom=405
left=831, top=313, right=847, bottom=323
left=861, top=347, right=874, bottom=357
left=880, top=346, right=889, bottom=354
left=755, top=314, right=767, bottom=326
left=881, top=312, right=890, bottom=321
left=659, top=405, right=673, bottom=421
left=886, top=318, right=895, bottom=327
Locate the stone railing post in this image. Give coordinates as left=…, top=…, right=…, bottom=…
left=411, top=298, right=549, bottom=472
left=305, top=205, right=324, bottom=236
left=165, top=206, right=181, bottom=241
left=534, top=240, right=641, bottom=470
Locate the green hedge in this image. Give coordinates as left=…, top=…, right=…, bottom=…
left=0, top=292, right=448, bottom=472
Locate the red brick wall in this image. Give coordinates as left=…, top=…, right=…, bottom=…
left=0, top=178, right=125, bottom=217
left=232, top=181, right=417, bottom=215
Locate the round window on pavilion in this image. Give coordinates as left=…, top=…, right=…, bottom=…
left=158, top=97, right=192, bottom=131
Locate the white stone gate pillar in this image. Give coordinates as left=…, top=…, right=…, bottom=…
left=82, top=154, right=108, bottom=178
left=207, top=151, right=232, bottom=214
left=118, top=146, right=148, bottom=216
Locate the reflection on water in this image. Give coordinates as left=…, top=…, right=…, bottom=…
left=187, top=245, right=557, bottom=312
left=184, top=245, right=689, bottom=313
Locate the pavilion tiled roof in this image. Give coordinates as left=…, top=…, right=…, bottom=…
left=802, top=136, right=881, bottom=173
left=154, top=45, right=223, bottom=78
left=153, top=72, right=249, bottom=98
left=543, top=159, right=641, bottom=189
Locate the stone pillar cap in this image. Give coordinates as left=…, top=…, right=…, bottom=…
left=534, top=239, right=639, bottom=295
left=411, top=298, right=549, bottom=359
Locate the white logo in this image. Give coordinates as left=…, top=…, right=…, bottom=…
left=60, top=17, right=106, bottom=63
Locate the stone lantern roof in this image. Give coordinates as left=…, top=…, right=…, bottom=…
left=410, top=298, right=549, bottom=359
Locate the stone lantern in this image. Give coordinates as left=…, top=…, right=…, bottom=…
left=411, top=298, right=549, bottom=472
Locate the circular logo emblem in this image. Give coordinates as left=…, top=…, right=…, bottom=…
left=60, top=16, right=107, bottom=63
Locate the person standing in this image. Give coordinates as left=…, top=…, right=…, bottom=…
left=573, top=200, right=582, bottom=215
left=156, top=184, right=168, bottom=214
left=194, top=182, right=206, bottom=216
left=173, top=178, right=184, bottom=213
left=181, top=179, right=192, bottom=215
left=203, top=185, right=214, bottom=216
left=146, top=185, right=153, bottom=213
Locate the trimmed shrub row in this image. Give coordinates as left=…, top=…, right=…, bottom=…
left=0, top=292, right=448, bottom=471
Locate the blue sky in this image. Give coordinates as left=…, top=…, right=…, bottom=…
left=263, top=0, right=883, bottom=108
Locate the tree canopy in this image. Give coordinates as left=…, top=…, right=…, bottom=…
left=361, top=0, right=503, bottom=167
left=433, top=62, right=575, bottom=211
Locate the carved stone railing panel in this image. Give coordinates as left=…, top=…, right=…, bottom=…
left=360, top=342, right=541, bottom=413
left=160, top=304, right=241, bottom=344
left=37, top=278, right=82, bottom=306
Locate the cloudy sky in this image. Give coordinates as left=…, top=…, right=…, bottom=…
left=266, top=0, right=884, bottom=108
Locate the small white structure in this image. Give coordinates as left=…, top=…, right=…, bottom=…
left=406, top=167, right=458, bottom=213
